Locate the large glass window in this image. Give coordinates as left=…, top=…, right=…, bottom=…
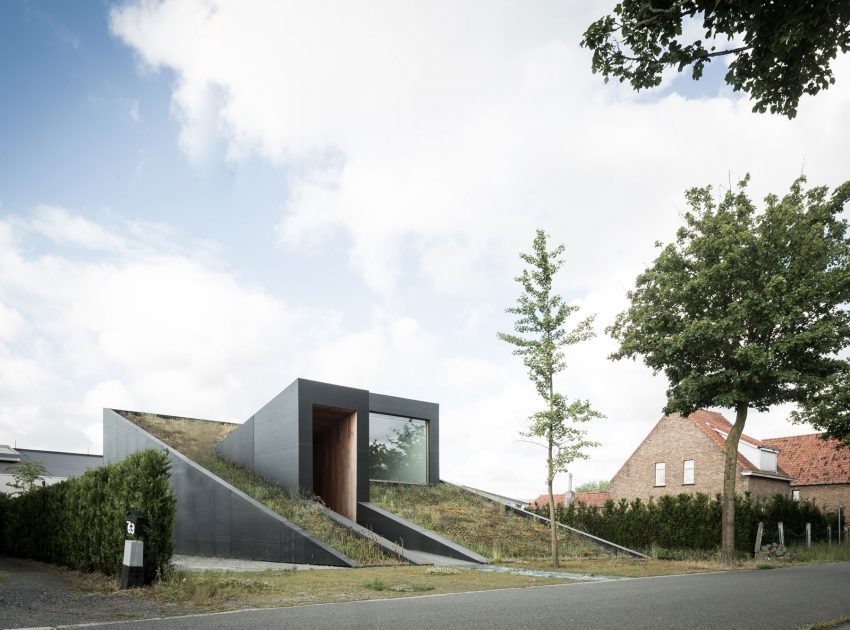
left=369, top=413, right=428, bottom=484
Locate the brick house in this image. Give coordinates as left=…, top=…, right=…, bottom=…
left=529, top=491, right=612, bottom=509
left=762, top=433, right=850, bottom=513
left=611, top=410, right=792, bottom=502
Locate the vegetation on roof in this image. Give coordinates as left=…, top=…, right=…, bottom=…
left=370, top=481, right=609, bottom=561
left=122, top=412, right=398, bottom=565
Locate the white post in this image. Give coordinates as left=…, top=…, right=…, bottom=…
left=806, top=522, right=811, bottom=548
left=778, top=522, right=785, bottom=547
left=754, top=521, right=764, bottom=556
left=839, top=502, right=843, bottom=545
left=120, top=540, right=144, bottom=588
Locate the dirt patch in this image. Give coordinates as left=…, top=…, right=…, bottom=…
left=0, top=556, right=197, bottom=628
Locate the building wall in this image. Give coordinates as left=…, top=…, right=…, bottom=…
left=795, top=484, right=850, bottom=513
left=612, top=415, right=729, bottom=501
left=740, top=475, right=791, bottom=500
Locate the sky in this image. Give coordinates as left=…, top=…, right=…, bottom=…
left=1, top=1, right=849, bottom=501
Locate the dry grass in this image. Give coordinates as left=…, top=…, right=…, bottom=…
left=123, top=412, right=397, bottom=565
left=370, top=482, right=606, bottom=561
left=149, top=565, right=577, bottom=610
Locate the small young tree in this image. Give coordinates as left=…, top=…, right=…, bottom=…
left=9, top=460, right=48, bottom=496
left=609, top=175, right=850, bottom=562
left=499, top=229, right=603, bottom=568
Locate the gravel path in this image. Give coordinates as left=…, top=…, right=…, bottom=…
left=0, top=556, right=193, bottom=629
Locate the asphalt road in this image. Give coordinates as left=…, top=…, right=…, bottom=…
left=26, top=563, right=850, bottom=630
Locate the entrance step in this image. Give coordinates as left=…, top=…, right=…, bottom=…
left=401, top=550, right=478, bottom=566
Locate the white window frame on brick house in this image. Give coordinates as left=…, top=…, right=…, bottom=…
left=683, top=459, right=695, bottom=485
left=655, top=462, right=666, bottom=486
left=792, top=489, right=800, bottom=501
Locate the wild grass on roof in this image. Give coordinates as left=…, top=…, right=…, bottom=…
left=371, top=481, right=609, bottom=562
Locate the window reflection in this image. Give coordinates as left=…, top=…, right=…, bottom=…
left=369, top=413, right=427, bottom=484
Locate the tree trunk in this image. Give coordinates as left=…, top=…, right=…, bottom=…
left=548, top=376, right=559, bottom=569
left=721, top=403, right=748, bottom=563
left=547, top=474, right=559, bottom=568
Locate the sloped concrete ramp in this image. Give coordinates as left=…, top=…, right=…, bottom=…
left=357, top=502, right=488, bottom=564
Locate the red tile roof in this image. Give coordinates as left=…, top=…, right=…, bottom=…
left=762, top=434, right=850, bottom=486
left=529, top=491, right=612, bottom=508
left=574, top=491, right=612, bottom=507
left=685, top=409, right=772, bottom=473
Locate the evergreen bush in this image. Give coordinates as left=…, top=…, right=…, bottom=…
left=550, top=492, right=829, bottom=555
left=0, top=449, right=175, bottom=582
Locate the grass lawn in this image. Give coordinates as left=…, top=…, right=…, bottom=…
left=123, top=412, right=398, bottom=565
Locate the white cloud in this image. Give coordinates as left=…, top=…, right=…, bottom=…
left=29, top=205, right=128, bottom=253
left=95, top=2, right=850, bottom=497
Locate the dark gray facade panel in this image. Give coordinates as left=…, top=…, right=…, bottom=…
left=252, top=381, right=300, bottom=488
left=357, top=502, right=486, bottom=563
left=228, top=493, right=285, bottom=562
left=369, top=393, right=440, bottom=484
left=253, top=443, right=300, bottom=490
left=102, top=409, right=354, bottom=566
left=215, top=416, right=254, bottom=470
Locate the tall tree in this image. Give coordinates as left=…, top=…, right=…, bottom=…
left=581, top=1, right=850, bottom=118
left=608, top=175, right=850, bottom=562
left=499, top=229, right=603, bottom=568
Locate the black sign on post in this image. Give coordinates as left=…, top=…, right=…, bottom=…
left=125, top=510, right=146, bottom=539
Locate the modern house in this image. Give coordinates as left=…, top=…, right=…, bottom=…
left=0, top=445, right=103, bottom=494
left=611, top=410, right=792, bottom=502
left=214, top=378, right=439, bottom=521
left=763, top=433, right=850, bottom=513
left=102, top=378, right=488, bottom=566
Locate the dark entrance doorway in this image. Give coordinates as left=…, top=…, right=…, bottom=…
left=312, top=405, right=357, bottom=520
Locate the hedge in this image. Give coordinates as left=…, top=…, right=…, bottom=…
left=1, top=449, right=176, bottom=582
left=548, top=492, right=829, bottom=555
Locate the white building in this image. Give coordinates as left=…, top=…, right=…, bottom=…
left=0, top=445, right=103, bottom=494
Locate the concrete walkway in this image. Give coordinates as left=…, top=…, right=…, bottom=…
left=171, top=551, right=479, bottom=571
left=400, top=550, right=479, bottom=567
left=171, top=555, right=344, bottom=572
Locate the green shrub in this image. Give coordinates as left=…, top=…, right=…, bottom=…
left=0, top=449, right=175, bottom=582
left=550, top=492, right=829, bottom=554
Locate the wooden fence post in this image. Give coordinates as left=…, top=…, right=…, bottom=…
left=754, top=521, right=764, bottom=556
